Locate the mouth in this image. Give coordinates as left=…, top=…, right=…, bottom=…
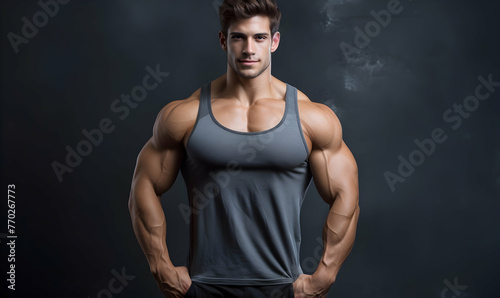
left=238, top=59, right=259, bottom=65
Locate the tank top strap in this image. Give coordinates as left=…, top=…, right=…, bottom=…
left=284, top=83, right=298, bottom=120
left=197, top=82, right=211, bottom=118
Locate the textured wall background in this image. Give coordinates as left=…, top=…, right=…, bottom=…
left=1, top=0, right=499, bottom=297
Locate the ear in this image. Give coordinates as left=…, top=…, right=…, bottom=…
left=271, top=31, right=280, bottom=53
left=218, top=31, right=227, bottom=52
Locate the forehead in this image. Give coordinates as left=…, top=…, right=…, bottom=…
left=228, top=15, right=271, bottom=34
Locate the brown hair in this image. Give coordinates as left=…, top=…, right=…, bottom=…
left=219, top=0, right=282, bottom=36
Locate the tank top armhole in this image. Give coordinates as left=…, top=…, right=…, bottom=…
left=293, top=87, right=311, bottom=160
left=185, top=83, right=209, bottom=150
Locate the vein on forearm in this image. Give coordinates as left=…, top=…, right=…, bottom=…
left=130, top=189, right=173, bottom=276
left=322, top=202, right=358, bottom=269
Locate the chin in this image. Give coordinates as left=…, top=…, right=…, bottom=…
left=229, top=62, right=265, bottom=79
left=241, top=69, right=264, bottom=78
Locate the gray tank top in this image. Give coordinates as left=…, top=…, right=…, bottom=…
left=180, top=82, right=312, bottom=286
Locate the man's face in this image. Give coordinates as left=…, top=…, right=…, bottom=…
left=220, top=15, right=280, bottom=79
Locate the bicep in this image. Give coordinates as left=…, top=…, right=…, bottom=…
left=309, top=141, right=358, bottom=212
left=132, top=139, right=184, bottom=198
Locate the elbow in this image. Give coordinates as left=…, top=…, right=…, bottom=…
left=128, top=196, right=133, bottom=214
left=128, top=188, right=137, bottom=216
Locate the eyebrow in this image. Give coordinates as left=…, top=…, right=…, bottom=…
left=229, top=32, right=270, bottom=37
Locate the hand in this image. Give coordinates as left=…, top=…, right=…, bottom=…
left=153, top=265, right=192, bottom=298
left=292, top=274, right=331, bottom=298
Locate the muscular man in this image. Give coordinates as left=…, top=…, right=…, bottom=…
left=128, top=1, right=359, bottom=297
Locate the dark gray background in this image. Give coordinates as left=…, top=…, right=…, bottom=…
left=1, top=0, right=499, bottom=297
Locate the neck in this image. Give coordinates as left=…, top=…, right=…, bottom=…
left=220, top=64, right=275, bottom=107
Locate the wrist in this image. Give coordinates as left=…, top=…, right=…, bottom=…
left=149, top=260, right=175, bottom=281
left=313, top=261, right=338, bottom=286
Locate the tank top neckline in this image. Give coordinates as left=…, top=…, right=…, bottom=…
left=205, top=82, right=291, bottom=135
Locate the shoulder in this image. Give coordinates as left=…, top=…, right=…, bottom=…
left=296, top=89, right=342, bottom=150
left=157, top=90, right=200, bottom=126
left=152, top=89, right=201, bottom=148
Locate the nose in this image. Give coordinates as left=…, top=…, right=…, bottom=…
left=243, top=38, right=255, bottom=56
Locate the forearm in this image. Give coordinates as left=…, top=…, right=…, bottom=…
left=314, top=197, right=360, bottom=285
left=128, top=185, right=175, bottom=279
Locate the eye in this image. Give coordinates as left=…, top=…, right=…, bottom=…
left=256, top=36, right=267, bottom=40
left=232, top=35, right=243, bottom=39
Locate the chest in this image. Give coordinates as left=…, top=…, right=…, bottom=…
left=185, top=113, right=309, bottom=170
